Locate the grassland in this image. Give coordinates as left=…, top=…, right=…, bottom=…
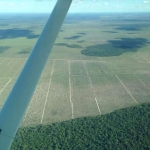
left=0, top=13, right=150, bottom=127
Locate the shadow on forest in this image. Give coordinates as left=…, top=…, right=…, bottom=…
left=18, top=48, right=31, bottom=54
left=0, top=24, right=9, bottom=26
left=64, top=35, right=82, bottom=40
left=81, top=38, right=149, bottom=57
left=103, top=31, right=118, bottom=33
left=114, top=25, right=140, bottom=31
left=55, top=43, right=82, bottom=48
left=77, top=32, right=86, bottom=35
left=0, top=28, right=39, bottom=39
left=77, top=40, right=85, bottom=43
left=0, top=46, right=11, bottom=53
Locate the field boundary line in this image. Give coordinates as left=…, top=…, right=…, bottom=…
left=13, top=59, right=25, bottom=77
left=4, top=59, right=19, bottom=77
left=40, top=60, right=55, bottom=124
left=51, top=59, right=106, bottom=63
left=22, top=86, right=38, bottom=123
left=116, top=75, right=138, bottom=104
left=71, top=74, right=87, bottom=77
left=134, top=74, right=150, bottom=90
left=84, top=62, right=101, bottom=115
left=0, top=79, right=12, bottom=94
left=69, top=60, right=74, bottom=119
left=17, top=59, right=36, bottom=124
left=0, top=59, right=12, bottom=74
left=0, top=58, right=7, bottom=65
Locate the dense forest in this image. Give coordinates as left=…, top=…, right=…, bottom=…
left=81, top=38, right=149, bottom=57
left=11, top=103, right=150, bottom=150
left=0, top=46, right=10, bottom=53
left=55, top=43, right=82, bottom=48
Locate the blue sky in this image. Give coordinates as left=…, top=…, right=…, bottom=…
left=0, top=0, right=150, bottom=13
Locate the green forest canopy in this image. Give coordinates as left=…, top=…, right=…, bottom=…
left=11, top=103, right=150, bottom=150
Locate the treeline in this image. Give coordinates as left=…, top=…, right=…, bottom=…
left=0, top=46, right=11, bottom=53
left=81, top=38, right=148, bottom=57
left=55, top=43, right=82, bottom=49
left=11, top=103, right=150, bottom=150
left=81, top=44, right=137, bottom=57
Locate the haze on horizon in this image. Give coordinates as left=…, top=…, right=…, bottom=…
left=0, top=0, right=150, bottom=13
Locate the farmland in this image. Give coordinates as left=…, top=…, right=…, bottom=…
left=0, top=13, right=150, bottom=127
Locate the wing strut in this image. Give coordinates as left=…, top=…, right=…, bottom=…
left=0, top=0, right=72, bottom=149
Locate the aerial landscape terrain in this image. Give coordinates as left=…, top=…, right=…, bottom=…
left=0, top=12, right=150, bottom=149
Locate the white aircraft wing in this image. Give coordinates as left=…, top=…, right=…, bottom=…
left=0, top=0, right=73, bottom=149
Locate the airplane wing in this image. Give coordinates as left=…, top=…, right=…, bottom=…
left=0, top=0, right=73, bottom=149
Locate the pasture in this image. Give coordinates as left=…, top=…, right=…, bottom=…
left=0, top=13, right=150, bottom=126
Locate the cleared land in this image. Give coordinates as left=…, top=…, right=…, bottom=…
left=0, top=13, right=150, bottom=126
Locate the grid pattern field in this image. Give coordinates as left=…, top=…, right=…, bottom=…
left=0, top=58, right=150, bottom=126
left=0, top=13, right=150, bottom=127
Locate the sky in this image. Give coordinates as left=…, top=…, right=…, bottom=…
left=0, top=0, right=150, bottom=13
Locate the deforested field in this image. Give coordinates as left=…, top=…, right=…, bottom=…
left=0, top=13, right=150, bottom=127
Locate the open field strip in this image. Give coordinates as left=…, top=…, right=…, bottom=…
left=3, top=60, right=18, bottom=77
left=0, top=60, right=26, bottom=108
left=140, top=55, right=150, bottom=63
left=0, top=58, right=19, bottom=73
left=84, top=62, right=101, bottom=115
left=69, top=60, right=74, bottom=119
left=116, top=75, right=138, bottom=104
left=21, top=78, right=51, bottom=126
left=12, top=59, right=26, bottom=78
left=21, top=85, right=39, bottom=126
left=134, top=73, right=150, bottom=90
left=22, top=60, right=55, bottom=126
left=0, top=58, right=24, bottom=107
left=0, top=58, right=8, bottom=65
left=0, top=79, right=11, bottom=92
left=86, top=61, right=114, bottom=75
left=0, top=79, right=11, bottom=95
left=133, top=54, right=150, bottom=63
left=70, top=75, right=100, bottom=118
left=0, top=78, right=16, bottom=108
left=40, top=60, right=55, bottom=124
left=50, top=59, right=106, bottom=63
left=41, top=59, right=54, bottom=78
left=86, top=35, right=105, bottom=44
left=0, top=58, right=12, bottom=75
left=42, top=60, right=71, bottom=124
left=134, top=74, right=150, bottom=90
left=116, top=74, right=150, bottom=103
left=2, top=58, right=21, bottom=77
left=108, top=58, right=150, bottom=75
left=0, top=58, right=25, bottom=79
left=70, top=61, right=100, bottom=118
left=70, top=60, right=87, bottom=76
left=124, top=34, right=133, bottom=38
left=88, top=73, right=136, bottom=114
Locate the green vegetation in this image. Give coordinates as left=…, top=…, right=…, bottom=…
left=64, top=35, right=82, bottom=40
left=81, top=38, right=149, bottom=57
left=77, top=32, right=86, bottom=35
left=18, top=48, right=31, bottom=54
left=0, top=46, right=11, bottom=53
left=55, top=43, right=82, bottom=48
left=11, top=103, right=150, bottom=150
left=0, top=13, right=150, bottom=130
left=0, top=24, right=9, bottom=26
left=77, top=40, right=85, bottom=43
left=0, top=28, right=39, bottom=39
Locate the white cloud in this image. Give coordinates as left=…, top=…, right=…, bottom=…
left=8, top=2, right=14, bottom=6
left=103, top=2, right=109, bottom=6
left=143, top=0, right=150, bottom=3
